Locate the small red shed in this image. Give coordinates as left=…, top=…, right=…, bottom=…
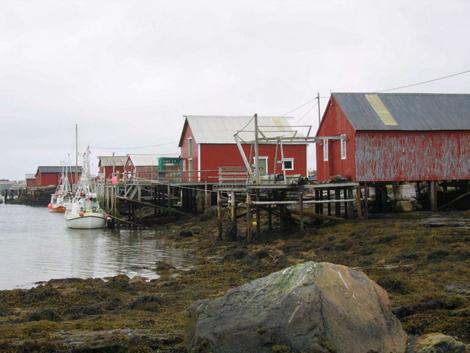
left=126, top=155, right=160, bottom=180
left=35, top=166, right=82, bottom=187
left=97, top=155, right=129, bottom=180
left=25, top=174, right=37, bottom=188
left=316, top=93, right=470, bottom=182
left=179, top=115, right=308, bottom=183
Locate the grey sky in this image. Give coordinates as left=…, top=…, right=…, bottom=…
left=1, top=0, right=469, bottom=179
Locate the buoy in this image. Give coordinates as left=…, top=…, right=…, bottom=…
left=79, top=211, right=85, bottom=217
left=48, top=203, right=52, bottom=209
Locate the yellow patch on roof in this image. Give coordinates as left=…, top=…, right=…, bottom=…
left=272, top=117, right=284, bottom=130
left=365, top=94, right=398, bottom=126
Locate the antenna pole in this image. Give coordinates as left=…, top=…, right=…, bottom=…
left=75, top=123, right=78, bottom=190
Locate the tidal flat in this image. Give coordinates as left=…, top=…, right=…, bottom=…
left=0, top=211, right=469, bottom=352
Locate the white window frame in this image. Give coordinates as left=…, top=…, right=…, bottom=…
left=188, top=137, right=193, bottom=156
left=323, top=140, right=328, bottom=161
left=340, top=134, right=347, bottom=160
left=282, top=158, right=295, bottom=171
left=255, top=156, right=269, bottom=176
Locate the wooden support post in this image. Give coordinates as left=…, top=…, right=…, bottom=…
left=327, top=189, right=331, bottom=216
left=347, top=188, right=354, bottom=218
left=430, top=181, right=438, bottom=211
left=299, top=192, right=304, bottom=232
left=246, top=193, right=252, bottom=242
left=231, top=191, right=237, bottom=237
left=167, top=184, right=171, bottom=215
left=204, top=182, right=209, bottom=212
left=315, top=190, right=320, bottom=214
left=217, top=190, right=223, bottom=240
left=335, top=189, right=341, bottom=217
left=364, top=183, right=369, bottom=219
left=319, top=189, right=323, bottom=215
left=356, top=185, right=363, bottom=219
left=255, top=191, right=261, bottom=235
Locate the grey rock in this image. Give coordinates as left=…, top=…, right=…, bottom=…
left=187, top=261, right=407, bottom=353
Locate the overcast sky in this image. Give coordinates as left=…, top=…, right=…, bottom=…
left=1, top=0, right=469, bottom=179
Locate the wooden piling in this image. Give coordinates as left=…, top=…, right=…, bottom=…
left=299, top=192, right=304, bottom=232
left=246, top=193, right=252, bottom=242
left=430, top=181, right=438, bottom=211
left=217, top=190, right=223, bottom=240
left=230, top=190, right=237, bottom=237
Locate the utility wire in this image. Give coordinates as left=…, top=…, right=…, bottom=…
left=282, top=97, right=316, bottom=116
left=378, top=69, right=470, bottom=92
left=92, top=141, right=178, bottom=150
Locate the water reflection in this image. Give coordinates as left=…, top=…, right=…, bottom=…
left=0, top=205, right=189, bottom=289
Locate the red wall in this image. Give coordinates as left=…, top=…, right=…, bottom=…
left=316, top=97, right=356, bottom=181
left=26, top=178, right=36, bottom=188
left=200, top=143, right=307, bottom=183
left=355, top=130, right=470, bottom=182
left=36, top=172, right=80, bottom=187
left=99, top=166, right=125, bottom=179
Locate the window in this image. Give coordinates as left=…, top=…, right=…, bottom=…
left=282, top=158, right=294, bottom=171
left=188, top=137, right=193, bottom=156
left=340, top=134, right=347, bottom=160
left=323, top=140, right=328, bottom=161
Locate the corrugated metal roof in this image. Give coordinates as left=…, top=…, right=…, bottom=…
left=333, top=92, right=470, bottom=131
left=180, top=115, right=299, bottom=145
left=36, top=166, right=82, bottom=174
left=128, top=154, right=159, bottom=167
left=97, top=155, right=129, bottom=167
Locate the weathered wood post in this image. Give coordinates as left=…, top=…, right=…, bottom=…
left=167, top=183, right=171, bottom=215
left=356, top=185, right=363, bottom=219
left=363, top=183, right=369, bottom=219
left=230, top=190, right=237, bottom=238
left=246, top=193, right=252, bottom=242
left=255, top=191, right=261, bottom=235
left=430, top=181, right=438, bottom=211
left=217, top=190, right=223, bottom=240
left=335, top=188, right=341, bottom=217
left=299, top=192, right=304, bottom=232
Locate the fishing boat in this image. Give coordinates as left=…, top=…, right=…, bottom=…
left=65, top=147, right=106, bottom=229
left=48, top=164, right=72, bottom=213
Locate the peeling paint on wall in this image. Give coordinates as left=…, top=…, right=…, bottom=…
left=355, top=131, right=470, bottom=182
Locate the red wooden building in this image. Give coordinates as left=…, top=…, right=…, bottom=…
left=316, top=93, right=470, bottom=183
left=35, top=166, right=82, bottom=187
left=97, top=155, right=129, bottom=179
left=179, top=115, right=308, bottom=183
left=126, top=155, right=160, bottom=180
left=25, top=174, right=37, bottom=188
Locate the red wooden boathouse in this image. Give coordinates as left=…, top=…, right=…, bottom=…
left=316, top=93, right=470, bottom=183
left=98, top=156, right=128, bottom=180
left=179, top=116, right=308, bottom=183
left=35, top=166, right=82, bottom=187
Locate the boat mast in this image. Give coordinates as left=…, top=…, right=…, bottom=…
left=75, top=123, right=78, bottom=191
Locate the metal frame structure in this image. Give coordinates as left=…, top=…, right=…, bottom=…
left=233, top=114, right=345, bottom=184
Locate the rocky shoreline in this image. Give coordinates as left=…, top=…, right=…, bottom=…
left=0, top=211, right=469, bottom=352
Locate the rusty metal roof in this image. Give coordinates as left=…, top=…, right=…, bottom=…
left=332, top=92, right=470, bottom=131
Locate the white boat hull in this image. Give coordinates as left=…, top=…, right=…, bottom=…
left=65, top=212, right=106, bottom=229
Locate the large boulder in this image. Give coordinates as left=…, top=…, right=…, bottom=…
left=187, top=261, right=407, bottom=353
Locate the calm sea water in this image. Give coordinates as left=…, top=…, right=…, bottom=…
left=0, top=204, right=189, bottom=290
